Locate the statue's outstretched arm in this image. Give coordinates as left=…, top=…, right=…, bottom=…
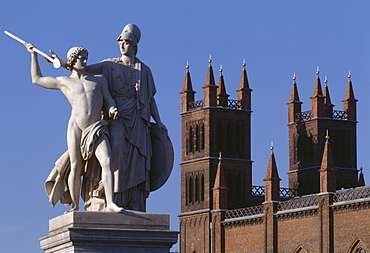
left=101, top=77, right=118, bottom=119
left=27, top=44, right=62, bottom=90
left=86, top=62, right=103, bottom=75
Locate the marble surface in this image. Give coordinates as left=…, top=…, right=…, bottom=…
left=40, top=211, right=178, bottom=253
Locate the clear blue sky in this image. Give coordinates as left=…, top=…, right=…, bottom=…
left=1, top=1, right=369, bottom=252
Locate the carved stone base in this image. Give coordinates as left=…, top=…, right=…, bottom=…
left=39, top=211, right=178, bottom=253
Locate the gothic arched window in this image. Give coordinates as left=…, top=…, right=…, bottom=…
left=201, top=174, right=204, bottom=201
left=195, top=125, right=200, bottom=151
left=348, top=238, right=369, bottom=253
left=355, top=248, right=366, bottom=253
left=189, top=126, right=194, bottom=153
left=195, top=175, right=199, bottom=202
left=189, top=176, right=193, bottom=204
left=201, top=123, right=205, bottom=150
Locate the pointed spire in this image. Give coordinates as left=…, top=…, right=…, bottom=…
left=323, top=77, right=332, bottom=104
left=205, top=62, right=216, bottom=87
left=313, top=67, right=323, bottom=96
left=319, top=130, right=336, bottom=192
left=358, top=167, right=365, bottom=186
left=214, top=153, right=227, bottom=189
left=320, top=131, right=335, bottom=171
left=290, top=73, right=301, bottom=102
left=238, top=59, right=251, bottom=91
left=264, top=144, right=281, bottom=202
left=180, top=62, right=196, bottom=113
left=287, top=73, right=302, bottom=123
left=264, top=144, right=280, bottom=181
left=237, top=59, right=252, bottom=110
left=342, top=71, right=357, bottom=121
left=182, top=61, right=194, bottom=92
left=202, top=56, right=218, bottom=107
left=213, top=152, right=228, bottom=209
left=324, top=85, right=334, bottom=106
left=310, top=67, right=325, bottom=118
left=323, top=77, right=334, bottom=118
left=204, top=55, right=216, bottom=87
left=344, top=71, right=356, bottom=99
left=217, top=65, right=229, bottom=107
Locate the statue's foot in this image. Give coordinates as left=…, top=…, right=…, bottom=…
left=64, top=206, right=79, bottom=214
left=105, top=203, right=125, bottom=213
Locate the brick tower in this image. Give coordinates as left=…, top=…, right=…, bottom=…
left=179, top=60, right=252, bottom=252
left=287, top=70, right=358, bottom=195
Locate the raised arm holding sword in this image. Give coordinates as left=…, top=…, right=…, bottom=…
left=5, top=30, right=123, bottom=213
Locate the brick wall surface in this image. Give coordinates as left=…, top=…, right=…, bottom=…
left=278, top=215, right=319, bottom=252
left=225, top=224, right=264, bottom=253
left=333, top=206, right=370, bottom=252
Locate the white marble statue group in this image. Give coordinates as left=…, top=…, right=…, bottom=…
left=25, top=24, right=172, bottom=213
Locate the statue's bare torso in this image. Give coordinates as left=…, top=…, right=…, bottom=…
left=58, top=74, right=106, bottom=130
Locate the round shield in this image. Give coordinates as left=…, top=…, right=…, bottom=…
left=150, top=123, right=174, bottom=191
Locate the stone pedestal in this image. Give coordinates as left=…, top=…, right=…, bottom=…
left=39, top=211, right=178, bottom=253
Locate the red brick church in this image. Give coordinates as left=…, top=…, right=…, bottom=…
left=179, top=60, right=369, bottom=252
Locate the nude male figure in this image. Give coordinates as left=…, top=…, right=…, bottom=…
left=27, top=44, right=123, bottom=212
